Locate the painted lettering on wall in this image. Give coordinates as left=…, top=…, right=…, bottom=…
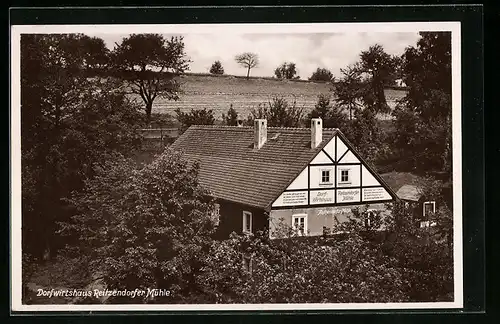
left=336, top=188, right=360, bottom=203
left=317, top=207, right=352, bottom=216
left=362, top=187, right=391, bottom=201
left=310, top=190, right=334, bottom=205
left=279, top=191, right=308, bottom=206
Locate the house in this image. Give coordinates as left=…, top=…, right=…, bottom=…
left=396, top=184, right=437, bottom=228
left=170, top=118, right=399, bottom=239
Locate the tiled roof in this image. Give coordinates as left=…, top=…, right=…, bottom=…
left=380, top=171, right=425, bottom=193
left=169, top=125, right=338, bottom=209
left=396, top=184, right=422, bottom=202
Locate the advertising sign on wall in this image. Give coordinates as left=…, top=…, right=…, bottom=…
left=272, top=190, right=308, bottom=207
left=362, top=187, right=391, bottom=201
left=310, top=190, right=335, bottom=205
left=336, top=188, right=360, bottom=203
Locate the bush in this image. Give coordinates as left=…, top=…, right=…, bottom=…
left=175, top=108, right=215, bottom=134
left=247, top=96, right=305, bottom=127
left=197, top=230, right=408, bottom=303
left=309, top=67, right=334, bottom=82
left=221, top=104, right=239, bottom=126
left=307, top=94, right=348, bottom=129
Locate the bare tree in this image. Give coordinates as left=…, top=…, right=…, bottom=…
left=235, top=52, right=259, bottom=79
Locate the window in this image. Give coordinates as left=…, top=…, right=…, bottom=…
left=212, top=203, right=220, bottom=226
left=337, top=168, right=351, bottom=184
left=421, top=201, right=437, bottom=228
left=243, top=211, right=252, bottom=234
left=364, top=210, right=376, bottom=229
left=292, top=214, right=308, bottom=236
left=423, top=201, right=436, bottom=218
left=340, top=170, right=349, bottom=182
left=321, top=169, right=331, bottom=184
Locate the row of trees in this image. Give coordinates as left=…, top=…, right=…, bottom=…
left=209, top=54, right=336, bottom=82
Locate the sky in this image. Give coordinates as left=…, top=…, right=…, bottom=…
left=93, top=32, right=422, bottom=79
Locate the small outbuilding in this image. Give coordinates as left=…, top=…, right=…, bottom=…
left=396, top=184, right=437, bottom=228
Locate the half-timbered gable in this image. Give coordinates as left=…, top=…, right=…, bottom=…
left=271, top=131, right=394, bottom=209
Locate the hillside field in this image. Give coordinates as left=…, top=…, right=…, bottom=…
left=131, top=74, right=407, bottom=120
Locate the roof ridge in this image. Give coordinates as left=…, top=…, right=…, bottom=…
left=188, top=124, right=339, bottom=131
left=190, top=125, right=252, bottom=128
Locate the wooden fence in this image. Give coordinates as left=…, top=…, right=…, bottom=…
left=139, top=128, right=179, bottom=140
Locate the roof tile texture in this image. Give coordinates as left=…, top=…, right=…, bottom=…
left=170, top=125, right=337, bottom=209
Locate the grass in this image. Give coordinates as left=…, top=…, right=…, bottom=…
left=128, top=74, right=407, bottom=119
left=24, top=255, right=93, bottom=304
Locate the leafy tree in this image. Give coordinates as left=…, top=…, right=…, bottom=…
left=343, top=108, right=383, bottom=165
left=62, top=151, right=218, bottom=303
left=247, top=96, right=305, bottom=127
left=307, top=94, right=348, bottom=129
left=400, top=33, right=451, bottom=121
left=21, top=34, right=144, bottom=261
left=197, top=229, right=407, bottom=303
left=81, top=36, right=111, bottom=72
left=333, top=64, right=364, bottom=120
left=308, top=67, right=334, bottom=82
left=392, top=32, right=452, bottom=173
left=175, top=108, right=216, bottom=133
left=382, top=197, right=453, bottom=301
left=234, top=52, right=259, bottom=79
left=357, top=44, right=399, bottom=114
left=221, top=104, right=239, bottom=126
left=112, top=34, right=190, bottom=121
left=209, top=60, right=224, bottom=75
left=274, top=62, right=298, bottom=79
left=332, top=179, right=454, bottom=303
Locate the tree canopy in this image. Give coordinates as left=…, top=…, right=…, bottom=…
left=356, top=44, right=400, bottom=114
left=222, top=104, right=239, bottom=126
left=63, top=151, right=217, bottom=301
left=112, top=34, right=190, bottom=121
left=333, top=64, right=364, bottom=120
left=21, top=34, right=144, bottom=260
left=307, top=94, right=347, bottom=129
left=308, top=67, right=334, bottom=82
left=274, top=62, right=298, bottom=80
left=234, top=52, right=259, bottom=79
left=391, top=32, right=452, bottom=173
left=247, top=96, right=305, bottom=127
left=175, top=108, right=216, bottom=134
left=209, top=60, right=224, bottom=75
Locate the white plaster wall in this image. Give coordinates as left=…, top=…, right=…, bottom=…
left=309, top=165, right=335, bottom=189
left=286, top=167, right=308, bottom=190
left=336, top=164, right=360, bottom=187
left=361, top=165, right=380, bottom=186
left=269, top=202, right=391, bottom=238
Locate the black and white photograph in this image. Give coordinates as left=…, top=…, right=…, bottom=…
left=10, top=21, right=463, bottom=311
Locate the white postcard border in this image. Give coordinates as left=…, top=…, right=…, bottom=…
left=10, top=21, right=463, bottom=312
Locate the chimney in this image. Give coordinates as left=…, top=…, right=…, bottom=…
left=236, top=119, right=244, bottom=127
left=311, top=118, right=323, bottom=148
left=254, top=119, right=267, bottom=149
